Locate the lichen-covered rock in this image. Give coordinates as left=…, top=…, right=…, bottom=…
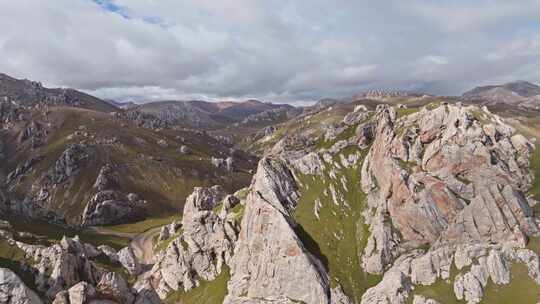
left=97, top=245, right=119, bottom=263
left=67, top=282, right=96, bottom=304
left=360, top=269, right=411, bottom=304
left=133, top=280, right=161, bottom=304
left=486, top=249, right=510, bottom=285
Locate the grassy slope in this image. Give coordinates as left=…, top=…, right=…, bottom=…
left=0, top=240, right=37, bottom=290
left=5, top=107, right=254, bottom=224
left=410, top=262, right=540, bottom=304
left=294, top=145, right=380, bottom=302
left=1, top=215, right=129, bottom=250
left=165, top=266, right=231, bottom=304
left=245, top=104, right=352, bottom=155
left=105, top=214, right=182, bottom=234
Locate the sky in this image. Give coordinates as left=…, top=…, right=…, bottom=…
left=1, top=0, right=540, bottom=104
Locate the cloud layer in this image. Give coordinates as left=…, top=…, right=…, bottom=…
left=1, top=0, right=540, bottom=104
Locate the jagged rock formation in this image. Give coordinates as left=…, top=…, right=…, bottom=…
left=0, top=268, right=43, bottom=304
left=224, top=158, right=334, bottom=304
left=149, top=185, right=241, bottom=299
left=6, top=156, right=44, bottom=186
left=47, top=144, right=88, bottom=184
left=354, top=90, right=429, bottom=101
left=359, top=103, right=540, bottom=304
left=18, top=120, right=46, bottom=148
left=0, top=73, right=116, bottom=112
left=360, top=104, right=538, bottom=274
left=0, top=227, right=147, bottom=304
left=81, top=164, right=147, bottom=226
left=2, top=84, right=540, bottom=304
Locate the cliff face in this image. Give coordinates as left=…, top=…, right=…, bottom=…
left=224, top=158, right=332, bottom=304
left=360, top=104, right=537, bottom=275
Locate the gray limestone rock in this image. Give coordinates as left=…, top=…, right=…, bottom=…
left=224, top=157, right=331, bottom=304
left=118, top=246, right=141, bottom=276
left=0, top=268, right=43, bottom=304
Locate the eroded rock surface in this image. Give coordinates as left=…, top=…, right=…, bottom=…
left=224, top=158, right=332, bottom=304
left=149, top=185, right=241, bottom=299
left=360, top=104, right=538, bottom=275
left=0, top=268, right=43, bottom=304
left=81, top=164, right=147, bottom=226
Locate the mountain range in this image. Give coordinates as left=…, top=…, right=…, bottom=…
left=0, top=72, right=539, bottom=304
left=462, top=80, right=540, bottom=110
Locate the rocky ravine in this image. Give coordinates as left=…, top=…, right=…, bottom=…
left=2, top=102, right=540, bottom=303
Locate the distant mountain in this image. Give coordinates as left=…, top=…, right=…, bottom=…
left=104, top=99, right=138, bottom=109
left=462, top=81, right=540, bottom=109
left=353, top=89, right=430, bottom=101
left=0, top=73, right=118, bottom=112
left=133, top=99, right=292, bottom=129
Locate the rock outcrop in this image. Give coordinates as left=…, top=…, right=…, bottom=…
left=360, top=104, right=538, bottom=274
left=48, top=144, right=88, bottom=184
left=360, top=103, right=540, bottom=304
left=224, top=158, right=332, bottom=304
left=149, top=185, right=241, bottom=299
left=81, top=164, right=146, bottom=226
left=0, top=268, right=43, bottom=304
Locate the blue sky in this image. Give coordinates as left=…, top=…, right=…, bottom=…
left=0, top=0, right=539, bottom=104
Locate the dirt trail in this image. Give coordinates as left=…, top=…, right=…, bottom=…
left=88, top=226, right=161, bottom=265
left=131, top=227, right=162, bottom=265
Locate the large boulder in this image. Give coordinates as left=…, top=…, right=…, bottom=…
left=0, top=268, right=43, bottom=304
left=81, top=190, right=146, bottom=226
left=97, top=272, right=135, bottom=304
left=118, top=246, right=141, bottom=276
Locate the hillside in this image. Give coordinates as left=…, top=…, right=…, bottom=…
left=462, top=80, right=540, bottom=109
left=1, top=80, right=540, bottom=304
left=0, top=73, right=118, bottom=112
left=133, top=99, right=293, bottom=130
left=0, top=74, right=257, bottom=228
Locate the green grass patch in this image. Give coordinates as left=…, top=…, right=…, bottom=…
left=165, top=265, right=230, bottom=304
left=293, top=147, right=381, bottom=303
left=154, top=230, right=184, bottom=253
left=0, top=240, right=38, bottom=291
left=481, top=262, right=540, bottom=303
left=410, top=260, right=540, bottom=303
left=104, top=215, right=182, bottom=234
left=2, top=216, right=129, bottom=250
left=396, top=107, right=420, bottom=118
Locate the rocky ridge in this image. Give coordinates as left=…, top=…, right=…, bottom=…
left=2, top=98, right=540, bottom=303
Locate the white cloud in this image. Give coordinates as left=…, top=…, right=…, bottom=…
left=405, top=0, right=540, bottom=33
left=0, top=0, right=539, bottom=103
